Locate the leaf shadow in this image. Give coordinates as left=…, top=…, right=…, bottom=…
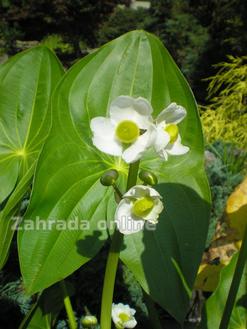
left=76, top=228, right=127, bottom=259
left=76, top=230, right=105, bottom=259
left=139, top=182, right=210, bottom=326
left=74, top=182, right=210, bottom=327
left=237, top=293, right=247, bottom=309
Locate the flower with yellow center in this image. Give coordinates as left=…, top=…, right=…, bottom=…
left=115, top=185, right=164, bottom=235
left=112, top=303, right=137, bottom=328
left=90, top=96, right=155, bottom=164
left=154, top=102, right=189, bottom=160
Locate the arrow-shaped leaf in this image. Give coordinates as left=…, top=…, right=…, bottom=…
left=18, top=31, right=210, bottom=323
left=0, top=46, right=64, bottom=203
left=0, top=46, right=64, bottom=267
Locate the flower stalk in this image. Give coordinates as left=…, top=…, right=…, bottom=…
left=60, top=280, right=77, bottom=329
left=100, top=162, right=140, bottom=329
left=100, top=229, right=123, bottom=329
left=126, top=161, right=140, bottom=190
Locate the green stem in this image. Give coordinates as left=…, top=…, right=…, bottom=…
left=219, top=226, right=247, bottom=329
left=112, top=183, right=123, bottom=202
left=100, top=161, right=140, bottom=329
left=60, top=280, right=77, bottom=329
left=126, top=161, right=140, bottom=190
left=100, top=229, right=123, bottom=329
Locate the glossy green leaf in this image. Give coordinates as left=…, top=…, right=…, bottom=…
left=0, top=46, right=64, bottom=204
left=0, top=162, right=35, bottom=269
left=202, top=252, right=247, bottom=329
left=18, top=31, right=210, bottom=323
left=120, top=182, right=210, bottom=323
left=0, top=46, right=64, bottom=267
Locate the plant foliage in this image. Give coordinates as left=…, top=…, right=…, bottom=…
left=201, top=55, right=247, bottom=149
left=17, top=31, right=210, bottom=324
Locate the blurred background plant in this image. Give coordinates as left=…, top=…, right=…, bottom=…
left=1, top=0, right=247, bottom=102
left=41, top=34, right=74, bottom=55
left=205, top=141, right=246, bottom=245
left=201, top=55, right=247, bottom=149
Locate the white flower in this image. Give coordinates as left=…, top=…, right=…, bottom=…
left=112, top=303, right=137, bottom=329
left=90, top=96, right=155, bottom=164
left=115, top=185, right=164, bottom=235
left=154, top=102, right=189, bottom=160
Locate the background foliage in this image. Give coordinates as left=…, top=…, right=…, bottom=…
left=201, top=55, right=247, bottom=149
left=1, top=0, right=247, bottom=102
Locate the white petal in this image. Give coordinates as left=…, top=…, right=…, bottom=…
left=112, top=311, right=120, bottom=325
left=143, top=199, right=164, bottom=223
left=129, top=308, right=136, bottom=316
left=112, top=303, right=123, bottom=315
left=92, top=135, right=122, bottom=156
left=148, top=187, right=162, bottom=198
left=110, top=96, right=153, bottom=129
left=124, top=185, right=161, bottom=199
left=156, top=102, right=187, bottom=124
left=112, top=303, right=125, bottom=323
left=110, top=95, right=135, bottom=109
left=134, top=97, right=153, bottom=115
left=123, top=185, right=147, bottom=198
left=122, top=127, right=155, bottom=164
left=156, top=149, right=168, bottom=161
left=153, top=126, right=170, bottom=152
left=115, top=199, right=144, bottom=235
left=125, top=319, right=137, bottom=328
left=110, top=106, right=139, bottom=124
left=90, top=117, right=116, bottom=137
left=166, top=135, right=190, bottom=155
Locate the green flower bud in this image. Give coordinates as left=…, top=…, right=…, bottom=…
left=100, top=169, right=119, bottom=186
left=81, top=315, right=98, bottom=327
left=139, top=170, right=158, bottom=186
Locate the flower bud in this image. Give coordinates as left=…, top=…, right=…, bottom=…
left=139, top=170, right=158, bottom=186
left=100, top=169, right=119, bottom=186
left=81, top=315, right=98, bottom=327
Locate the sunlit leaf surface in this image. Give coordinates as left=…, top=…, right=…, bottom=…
left=18, top=31, right=210, bottom=323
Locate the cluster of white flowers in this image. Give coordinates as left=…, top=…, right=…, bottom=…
left=91, top=98, right=185, bottom=327
left=90, top=95, right=190, bottom=235
left=90, top=95, right=189, bottom=164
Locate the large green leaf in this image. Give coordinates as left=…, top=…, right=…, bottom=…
left=0, top=162, right=35, bottom=269
left=120, top=182, right=209, bottom=323
left=0, top=46, right=64, bottom=267
left=18, top=31, right=210, bottom=323
left=202, top=252, right=247, bottom=329
left=0, top=46, right=64, bottom=203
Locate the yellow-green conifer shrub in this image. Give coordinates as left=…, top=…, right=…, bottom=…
left=201, top=55, right=247, bottom=149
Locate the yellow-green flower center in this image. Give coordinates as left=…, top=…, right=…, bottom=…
left=118, top=312, right=130, bottom=322
left=132, top=197, right=155, bottom=217
left=164, top=124, right=179, bottom=144
left=116, top=120, right=139, bottom=144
